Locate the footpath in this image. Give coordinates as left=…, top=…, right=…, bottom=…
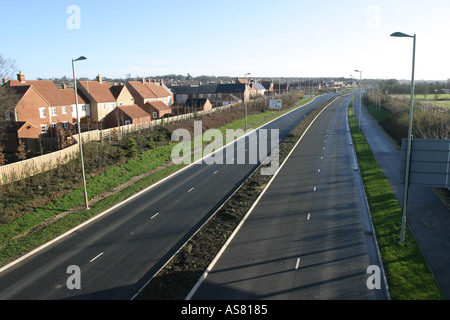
left=354, top=96, right=450, bottom=299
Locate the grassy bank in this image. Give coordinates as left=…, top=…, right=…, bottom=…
left=348, top=99, right=444, bottom=300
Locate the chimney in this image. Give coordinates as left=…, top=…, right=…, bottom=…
left=61, top=83, right=67, bottom=89
left=97, top=74, right=102, bottom=83
left=142, top=78, right=145, bottom=84
left=2, top=78, right=8, bottom=85
left=17, top=71, right=26, bottom=83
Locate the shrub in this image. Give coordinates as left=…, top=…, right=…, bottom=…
left=126, top=138, right=138, bottom=157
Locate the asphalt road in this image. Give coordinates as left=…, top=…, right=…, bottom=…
left=190, top=94, right=388, bottom=300
left=0, top=93, right=337, bottom=300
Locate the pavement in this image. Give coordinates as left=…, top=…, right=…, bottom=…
left=353, top=95, right=450, bottom=299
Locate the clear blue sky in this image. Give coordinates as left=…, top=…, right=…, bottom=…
left=1, top=0, right=449, bottom=81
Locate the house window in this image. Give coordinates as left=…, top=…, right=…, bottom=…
left=39, top=108, right=46, bottom=118
left=40, top=124, right=47, bottom=134
left=50, top=107, right=57, bottom=116
left=50, top=123, right=56, bottom=128
left=125, top=120, right=131, bottom=125
left=62, top=106, right=67, bottom=114
left=102, top=104, right=106, bottom=110
left=82, top=105, right=86, bottom=111
left=152, top=112, right=158, bottom=119
left=5, top=111, right=10, bottom=121
left=63, top=121, right=69, bottom=128
left=109, top=103, right=115, bottom=110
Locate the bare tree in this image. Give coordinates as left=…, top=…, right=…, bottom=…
left=0, top=54, right=20, bottom=143
left=0, top=54, right=18, bottom=79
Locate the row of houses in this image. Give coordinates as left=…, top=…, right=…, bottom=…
left=2, top=72, right=177, bottom=143
left=1, top=72, right=273, bottom=152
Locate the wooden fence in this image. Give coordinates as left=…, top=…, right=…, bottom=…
left=0, top=103, right=236, bottom=186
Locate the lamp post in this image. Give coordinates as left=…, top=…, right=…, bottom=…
left=72, top=56, right=90, bottom=210
left=391, top=32, right=416, bottom=243
left=355, top=70, right=362, bottom=130
left=350, top=75, right=354, bottom=101
left=244, top=72, right=250, bottom=131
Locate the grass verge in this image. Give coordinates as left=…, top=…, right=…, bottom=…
left=348, top=99, right=444, bottom=300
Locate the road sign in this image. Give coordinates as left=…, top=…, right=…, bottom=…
left=401, top=138, right=450, bottom=188
left=269, top=99, right=282, bottom=110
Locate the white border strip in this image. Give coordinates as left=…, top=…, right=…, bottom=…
left=185, top=97, right=338, bottom=300
left=0, top=95, right=321, bottom=274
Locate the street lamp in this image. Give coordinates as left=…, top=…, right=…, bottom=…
left=244, top=73, right=250, bottom=131
left=72, top=56, right=89, bottom=210
left=350, top=75, right=354, bottom=101
left=355, top=70, right=362, bottom=130
left=391, top=31, right=416, bottom=243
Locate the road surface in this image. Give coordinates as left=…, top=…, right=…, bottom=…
left=190, top=94, right=388, bottom=300
left=0, top=93, right=338, bottom=300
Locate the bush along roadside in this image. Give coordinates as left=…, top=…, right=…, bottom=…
left=348, top=98, right=444, bottom=300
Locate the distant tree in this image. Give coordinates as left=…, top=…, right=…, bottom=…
left=434, top=91, right=440, bottom=101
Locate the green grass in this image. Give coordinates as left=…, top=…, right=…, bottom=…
left=0, top=96, right=314, bottom=267
left=394, top=93, right=450, bottom=101
left=348, top=99, right=444, bottom=300
left=391, top=94, right=450, bottom=108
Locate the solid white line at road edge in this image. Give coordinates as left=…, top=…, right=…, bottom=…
left=185, top=96, right=339, bottom=300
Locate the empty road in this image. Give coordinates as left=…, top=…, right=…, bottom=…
left=0, top=94, right=337, bottom=300
left=191, top=94, right=388, bottom=300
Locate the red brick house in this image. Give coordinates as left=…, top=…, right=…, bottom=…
left=6, top=72, right=85, bottom=135
left=126, top=79, right=173, bottom=108
left=103, top=105, right=151, bottom=128
left=142, top=101, right=172, bottom=119
left=77, top=75, right=117, bottom=123
left=6, top=84, right=52, bottom=138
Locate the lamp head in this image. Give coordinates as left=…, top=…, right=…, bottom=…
left=390, top=32, right=413, bottom=38
left=74, top=56, right=87, bottom=62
